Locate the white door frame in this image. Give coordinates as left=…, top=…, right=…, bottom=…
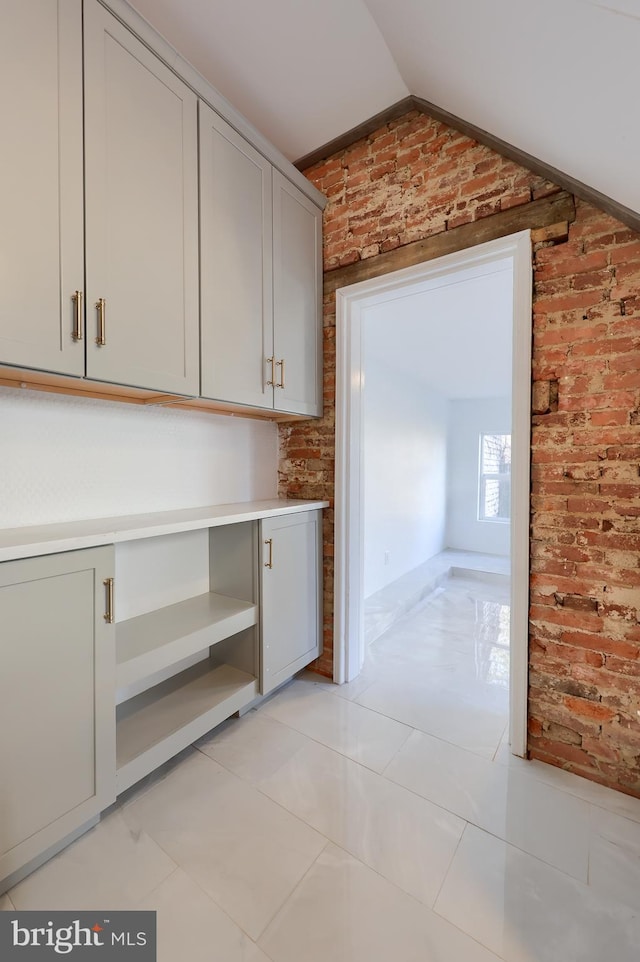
left=333, top=230, right=532, bottom=757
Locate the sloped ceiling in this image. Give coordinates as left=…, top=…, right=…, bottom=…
left=128, top=0, right=640, bottom=217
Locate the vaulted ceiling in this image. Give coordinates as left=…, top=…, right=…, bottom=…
left=129, top=0, right=640, bottom=219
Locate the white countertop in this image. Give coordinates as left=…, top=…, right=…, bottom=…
left=0, top=499, right=329, bottom=562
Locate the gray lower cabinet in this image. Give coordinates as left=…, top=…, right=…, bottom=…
left=0, top=503, right=323, bottom=891
left=260, top=510, right=322, bottom=695
left=0, top=547, right=115, bottom=886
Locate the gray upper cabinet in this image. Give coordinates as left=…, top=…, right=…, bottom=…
left=199, top=103, right=274, bottom=409
left=273, top=171, right=323, bottom=417
left=83, top=0, right=200, bottom=396
left=0, top=0, right=84, bottom=376
left=200, top=107, right=323, bottom=416
left=0, top=546, right=115, bottom=885
left=0, top=0, right=323, bottom=413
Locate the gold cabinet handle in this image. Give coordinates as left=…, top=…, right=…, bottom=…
left=266, top=356, right=275, bottom=387
left=104, top=577, right=114, bottom=624
left=276, top=358, right=285, bottom=389
left=96, top=297, right=106, bottom=346
left=264, top=538, right=273, bottom=569
left=72, top=290, right=83, bottom=340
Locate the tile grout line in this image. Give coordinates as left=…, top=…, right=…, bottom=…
left=342, top=679, right=640, bottom=824
left=380, top=751, right=597, bottom=885
left=130, top=863, right=182, bottom=909
left=157, top=737, right=603, bottom=895
left=119, top=754, right=332, bottom=947
left=491, top=721, right=510, bottom=761
left=254, top=839, right=332, bottom=949
left=305, top=837, right=512, bottom=962
left=347, top=690, right=506, bottom=762
left=258, top=696, right=416, bottom=776
left=199, top=696, right=592, bottom=884
left=211, top=737, right=485, bottom=918
left=134, top=861, right=279, bottom=956
left=587, top=803, right=594, bottom=887
left=429, top=822, right=512, bottom=962
left=195, top=720, right=494, bottom=866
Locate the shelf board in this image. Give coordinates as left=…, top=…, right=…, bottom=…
left=0, top=498, right=329, bottom=563
left=116, top=591, right=257, bottom=690
left=116, top=661, right=258, bottom=793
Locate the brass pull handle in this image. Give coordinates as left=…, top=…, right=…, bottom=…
left=266, top=356, right=275, bottom=387
left=276, top=358, right=285, bottom=389
left=72, top=290, right=83, bottom=340
left=264, top=538, right=273, bottom=569
left=104, top=577, right=114, bottom=624
left=96, top=298, right=106, bottom=346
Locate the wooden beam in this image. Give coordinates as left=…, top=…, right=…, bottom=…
left=293, top=97, right=415, bottom=172
left=323, top=189, right=576, bottom=296
left=295, top=96, right=640, bottom=237
left=410, top=96, right=640, bottom=237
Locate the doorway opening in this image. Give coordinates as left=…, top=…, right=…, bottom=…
left=333, top=231, right=532, bottom=756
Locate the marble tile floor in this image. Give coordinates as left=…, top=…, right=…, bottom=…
left=4, top=573, right=640, bottom=961
left=364, top=548, right=510, bottom=646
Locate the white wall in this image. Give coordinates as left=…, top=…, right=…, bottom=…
left=0, top=387, right=277, bottom=527
left=446, top=396, right=511, bottom=556
left=363, top=355, right=448, bottom=598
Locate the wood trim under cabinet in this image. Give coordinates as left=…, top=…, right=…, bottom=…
left=0, top=366, right=313, bottom=423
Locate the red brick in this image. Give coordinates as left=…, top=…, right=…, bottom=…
left=606, top=656, right=640, bottom=675
left=582, top=735, right=621, bottom=763
left=530, top=605, right=603, bottom=632
left=535, top=323, right=607, bottom=347
left=561, top=632, right=640, bottom=660
left=566, top=497, right=612, bottom=514
left=590, top=410, right=630, bottom=427
left=529, top=737, right=598, bottom=769
left=572, top=337, right=638, bottom=358
left=563, top=696, right=617, bottom=723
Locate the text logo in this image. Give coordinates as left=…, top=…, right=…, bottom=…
left=0, top=912, right=156, bottom=960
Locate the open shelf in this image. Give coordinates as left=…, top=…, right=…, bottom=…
left=116, top=591, right=257, bottom=689
left=115, top=660, right=258, bottom=793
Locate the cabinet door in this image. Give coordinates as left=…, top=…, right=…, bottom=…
left=84, top=0, right=199, bottom=395
left=0, top=547, right=115, bottom=884
left=260, top=511, right=322, bottom=695
left=200, top=103, right=274, bottom=408
left=0, top=0, right=84, bottom=376
left=272, top=171, right=323, bottom=417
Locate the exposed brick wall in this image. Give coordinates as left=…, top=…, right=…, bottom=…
left=278, top=109, right=640, bottom=797
left=529, top=205, right=640, bottom=796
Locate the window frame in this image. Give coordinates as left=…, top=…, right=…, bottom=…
left=478, top=432, right=511, bottom=524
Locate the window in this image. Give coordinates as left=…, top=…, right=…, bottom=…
left=479, top=433, right=511, bottom=522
